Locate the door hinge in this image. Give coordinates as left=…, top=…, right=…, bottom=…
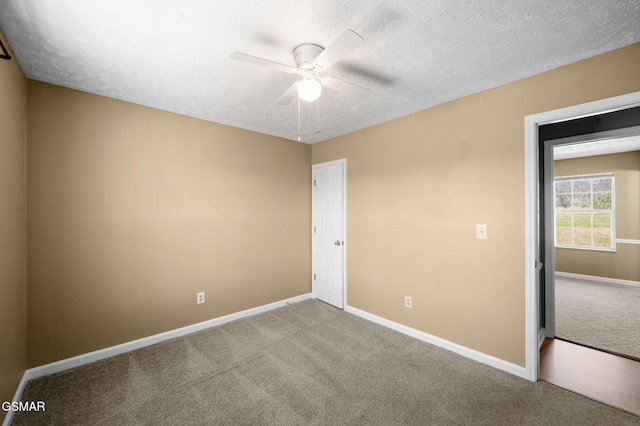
left=313, top=179, right=316, bottom=187
left=314, top=226, right=316, bottom=233
left=313, top=274, right=316, bottom=280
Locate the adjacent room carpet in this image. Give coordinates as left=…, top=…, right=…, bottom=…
left=13, top=299, right=639, bottom=425
left=555, top=275, right=640, bottom=360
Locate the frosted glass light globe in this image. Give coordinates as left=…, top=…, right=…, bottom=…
left=297, top=79, right=322, bottom=102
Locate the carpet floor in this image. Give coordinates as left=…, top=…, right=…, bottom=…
left=12, top=299, right=640, bottom=425
left=555, top=275, right=640, bottom=360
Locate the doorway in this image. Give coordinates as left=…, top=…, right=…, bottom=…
left=525, top=93, right=640, bottom=414
left=543, top=128, right=640, bottom=361
left=524, top=90, right=640, bottom=382
left=312, top=159, right=346, bottom=309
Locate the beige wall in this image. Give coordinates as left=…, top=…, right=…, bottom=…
left=10, top=36, right=640, bottom=380
left=0, top=30, right=27, bottom=421
left=555, top=152, right=640, bottom=282
left=311, top=43, right=640, bottom=367
left=27, top=81, right=311, bottom=367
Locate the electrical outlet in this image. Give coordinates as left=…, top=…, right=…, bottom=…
left=197, top=292, right=205, bottom=304
left=404, top=295, right=412, bottom=309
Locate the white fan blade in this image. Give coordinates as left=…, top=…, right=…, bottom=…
left=314, top=29, right=364, bottom=69
left=229, top=52, right=298, bottom=74
left=276, top=82, right=299, bottom=105
left=321, top=77, right=369, bottom=96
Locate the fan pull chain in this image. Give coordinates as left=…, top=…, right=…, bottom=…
left=297, top=96, right=301, bottom=142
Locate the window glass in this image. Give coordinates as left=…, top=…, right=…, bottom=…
left=554, top=173, right=614, bottom=251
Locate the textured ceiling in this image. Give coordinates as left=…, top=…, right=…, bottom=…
left=1, top=0, right=639, bottom=144
left=554, top=135, right=640, bottom=159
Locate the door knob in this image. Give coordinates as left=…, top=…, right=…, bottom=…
left=334, top=240, right=341, bottom=246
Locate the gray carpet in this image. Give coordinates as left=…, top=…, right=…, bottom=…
left=556, top=275, right=640, bottom=360
left=12, top=299, right=640, bottom=425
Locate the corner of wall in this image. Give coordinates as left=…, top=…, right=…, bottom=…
left=0, top=29, right=28, bottom=424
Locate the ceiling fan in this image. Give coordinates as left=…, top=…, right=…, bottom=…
left=230, top=29, right=369, bottom=105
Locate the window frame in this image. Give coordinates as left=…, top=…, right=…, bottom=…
left=553, top=172, right=616, bottom=252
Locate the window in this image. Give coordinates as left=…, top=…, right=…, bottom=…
left=554, top=173, right=615, bottom=251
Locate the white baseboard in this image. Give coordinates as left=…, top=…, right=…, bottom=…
left=344, top=305, right=528, bottom=380
left=3, top=293, right=311, bottom=426
left=555, top=271, right=640, bottom=288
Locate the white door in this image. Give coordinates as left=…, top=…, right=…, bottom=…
left=312, top=159, right=345, bottom=309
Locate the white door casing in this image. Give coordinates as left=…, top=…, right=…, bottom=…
left=312, top=159, right=346, bottom=309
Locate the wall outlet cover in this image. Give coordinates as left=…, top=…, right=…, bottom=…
left=476, top=224, right=488, bottom=239
left=404, top=295, right=412, bottom=308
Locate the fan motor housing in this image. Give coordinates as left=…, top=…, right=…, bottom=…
left=293, top=44, right=324, bottom=71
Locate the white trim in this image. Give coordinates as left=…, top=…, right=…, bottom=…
left=555, top=245, right=616, bottom=253
left=555, top=271, right=640, bottom=288
left=538, top=328, right=546, bottom=350
left=525, top=90, right=640, bottom=383
left=617, top=239, right=640, bottom=245
left=345, top=305, right=528, bottom=380
left=524, top=107, right=539, bottom=382
left=3, top=293, right=312, bottom=425
left=553, top=130, right=640, bottom=160
left=343, top=160, right=347, bottom=309
left=554, top=172, right=615, bottom=181
left=311, top=158, right=347, bottom=309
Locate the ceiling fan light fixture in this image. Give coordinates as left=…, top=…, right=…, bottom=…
left=297, top=79, right=322, bottom=102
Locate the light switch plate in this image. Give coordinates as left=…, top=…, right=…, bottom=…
left=476, top=224, right=488, bottom=239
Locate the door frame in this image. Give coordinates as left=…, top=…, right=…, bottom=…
left=524, top=90, right=640, bottom=381
left=311, top=158, right=347, bottom=309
